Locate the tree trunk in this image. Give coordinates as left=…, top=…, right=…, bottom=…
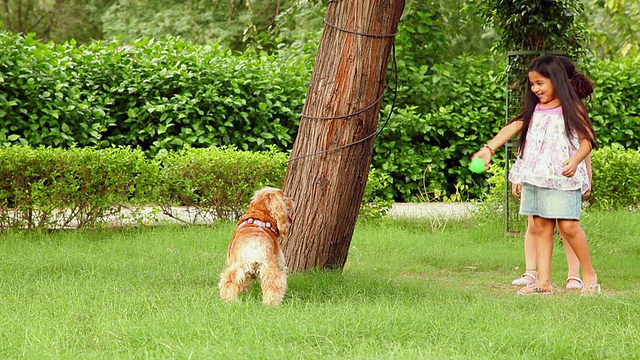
left=281, top=0, right=405, bottom=271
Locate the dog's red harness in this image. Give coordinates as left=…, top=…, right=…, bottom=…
left=238, top=217, right=279, bottom=237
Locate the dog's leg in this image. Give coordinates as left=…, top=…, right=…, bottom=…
left=218, top=263, right=249, bottom=302
left=259, top=265, right=287, bottom=306
left=277, top=250, right=288, bottom=274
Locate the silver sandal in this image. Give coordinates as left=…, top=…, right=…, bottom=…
left=565, top=276, right=583, bottom=290
left=511, top=272, right=537, bottom=286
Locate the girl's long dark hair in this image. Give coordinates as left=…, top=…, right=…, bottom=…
left=557, top=56, right=595, bottom=100
left=516, top=55, right=597, bottom=155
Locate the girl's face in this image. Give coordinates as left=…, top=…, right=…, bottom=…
left=528, top=70, right=560, bottom=107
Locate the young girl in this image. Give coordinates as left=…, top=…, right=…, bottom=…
left=473, top=55, right=600, bottom=295
left=511, top=56, right=595, bottom=291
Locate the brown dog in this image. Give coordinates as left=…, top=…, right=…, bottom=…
left=218, top=187, right=294, bottom=305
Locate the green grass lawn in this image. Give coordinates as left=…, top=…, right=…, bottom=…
left=1, top=209, right=639, bottom=359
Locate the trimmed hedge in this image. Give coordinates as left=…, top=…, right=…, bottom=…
left=0, top=146, right=391, bottom=230
left=0, top=144, right=636, bottom=231
left=2, top=31, right=639, bottom=201
left=589, top=145, right=640, bottom=209
left=157, top=146, right=288, bottom=223
left=0, top=146, right=158, bottom=229
left=0, top=32, right=309, bottom=154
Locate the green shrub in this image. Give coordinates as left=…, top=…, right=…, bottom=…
left=0, top=33, right=310, bottom=155
left=470, top=162, right=508, bottom=228
left=0, top=34, right=111, bottom=148
left=157, top=146, right=392, bottom=223
left=2, top=31, right=639, bottom=202
left=0, top=145, right=390, bottom=229
left=589, top=56, right=640, bottom=149
left=589, top=145, right=640, bottom=209
left=359, top=168, right=394, bottom=220
left=156, top=146, right=289, bottom=222
left=0, top=146, right=158, bottom=230
left=374, top=55, right=507, bottom=201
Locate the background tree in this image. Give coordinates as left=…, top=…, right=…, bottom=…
left=247, top=0, right=325, bottom=52
left=469, top=0, right=588, bottom=57
left=281, top=0, right=404, bottom=271
left=0, top=0, right=111, bottom=43
left=0, top=0, right=317, bottom=50
left=2, top=0, right=636, bottom=59
left=584, top=0, right=640, bottom=57
left=100, top=0, right=301, bottom=52
left=1, top=0, right=65, bottom=41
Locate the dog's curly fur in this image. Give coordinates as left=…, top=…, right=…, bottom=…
left=218, top=187, right=294, bottom=305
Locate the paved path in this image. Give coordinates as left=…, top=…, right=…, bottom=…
left=388, top=202, right=477, bottom=219
left=36, top=202, right=478, bottom=229
left=116, top=202, right=478, bottom=226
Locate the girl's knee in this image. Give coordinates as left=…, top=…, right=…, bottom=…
left=531, top=217, right=555, bottom=236
left=558, top=219, right=582, bottom=237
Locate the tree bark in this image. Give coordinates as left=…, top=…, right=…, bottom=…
left=281, top=0, right=404, bottom=271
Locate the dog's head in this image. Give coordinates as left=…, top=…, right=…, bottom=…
left=249, top=187, right=294, bottom=236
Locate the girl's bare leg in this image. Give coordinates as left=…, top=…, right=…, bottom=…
left=560, top=235, right=581, bottom=279
left=524, top=216, right=538, bottom=275
left=524, top=217, right=580, bottom=285
left=512, top=218, right=538, bottom=286
left=528, top=216, right=556, bottom=291
left=557, top=219, right=597, bottom=285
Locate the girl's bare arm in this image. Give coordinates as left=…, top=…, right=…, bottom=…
left=472, top=120, right=523, bottom=165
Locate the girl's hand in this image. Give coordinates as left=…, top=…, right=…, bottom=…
left=561, top=158, right=578, bottom=177
left=511, top=183, right=522, bottom=198
left=471, top=147, right=492, bottom=171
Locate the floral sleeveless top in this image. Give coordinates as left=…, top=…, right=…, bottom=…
left=508, top=104, right=590, bottom=194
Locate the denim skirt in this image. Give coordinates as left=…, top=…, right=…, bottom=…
left=519, top=183, right=582, bottom=220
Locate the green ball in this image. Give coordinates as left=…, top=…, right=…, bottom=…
left=469, top=157, right=485, bottom=174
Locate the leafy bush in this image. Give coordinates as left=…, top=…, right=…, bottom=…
left=0, top=32, right=310, bottom=155
left=156, top=146, right=289, bottom=223
left=0, top=146, right=158, bottom=230
left=157, top=146, right=392, bottom=223
left=588, top=145, right=640, bottom=209
left=359, top=168, right=394, bottom=220
left=0, top=34, right=111, bottom=148
left=2, top=31, right=639, bottom=202
left=0, top=146, right=390, bottom=229
left=374, top=55, right=506, bottom=201
left=588, top=56, right=640, bottom=149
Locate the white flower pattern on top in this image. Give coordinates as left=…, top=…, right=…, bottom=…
left=509, top=104, right=590, bottom=194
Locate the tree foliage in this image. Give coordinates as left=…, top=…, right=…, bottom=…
left=99, top=0, right=315, bottom=52
left=3, top=1, right=636, bottom=58
left=0, top=0, right=111, bottom=43
left=584, top=0, right=640, bottom=57
left=0, top=0, right=323, bottom=51
left=469, top=0, right=588, bottom=57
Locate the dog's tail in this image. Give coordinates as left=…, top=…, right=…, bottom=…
left=219, top=262, right=253, bottom=302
